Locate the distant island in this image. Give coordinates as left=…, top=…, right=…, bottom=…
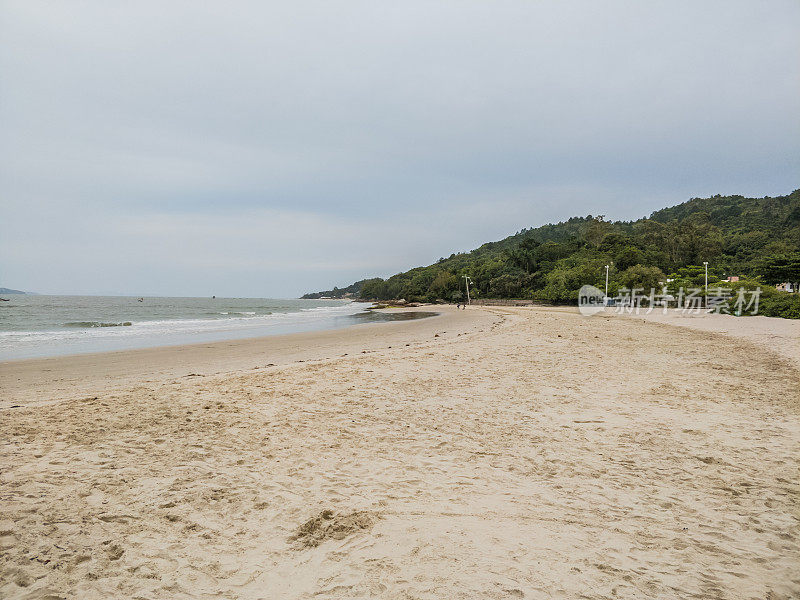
left=304, top=190, right=800, bottom=318
left=0, top=287, right=29, bottom=295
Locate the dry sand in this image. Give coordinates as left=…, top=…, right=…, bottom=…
left=1, top=306, right=798, bottom=599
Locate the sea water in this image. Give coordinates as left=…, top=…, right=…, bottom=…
left=0, top=295, right=416, bottom=360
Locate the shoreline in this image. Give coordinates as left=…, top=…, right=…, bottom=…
left=0, top=298, right=391, bottom=363
left=4, top=305, right=798, bottom=410
left=0, top=306, right=497, bottom=409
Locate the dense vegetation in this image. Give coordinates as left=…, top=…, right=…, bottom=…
left=306, top=190, right=800, bottom=318
left=301, top=279, right=377, bottom=300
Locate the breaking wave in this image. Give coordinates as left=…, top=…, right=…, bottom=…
left=63, top=321, right=133, bottom=328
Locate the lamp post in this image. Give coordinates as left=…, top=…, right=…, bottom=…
left=463, top=275, right=472, bottom=305
left=703, top=261, right=708, bottom=308
left=604, top=264, right=610, bottom=306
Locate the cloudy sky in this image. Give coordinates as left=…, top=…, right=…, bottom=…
left=1, top=1, right=798, bottom=297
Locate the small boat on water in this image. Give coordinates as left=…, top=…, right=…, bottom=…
left=0, top=298, right=9, bottom=302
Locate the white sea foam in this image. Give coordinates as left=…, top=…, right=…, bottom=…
left=0, top=297, right=366, bottom=360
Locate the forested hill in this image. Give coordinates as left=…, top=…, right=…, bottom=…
left=301, top=279, right=375, bottom=300
left=304, top=190, right=800, bottom=316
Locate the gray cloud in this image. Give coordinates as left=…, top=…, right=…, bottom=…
left=1, top=1, right=798, bottom=296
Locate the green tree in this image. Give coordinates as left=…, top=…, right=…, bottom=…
left=506, top=238, right=540, bottom=274
left=617, top=265, right=666, bottom=291
left=429, top=271, right=458, bottom=298
left=614, top=246, right=644, bottom=270
left=489, top=274, right=523, bottom=297
left=759, top=254, right=800, bottom=290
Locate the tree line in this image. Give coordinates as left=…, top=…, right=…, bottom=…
left=306, top=190, right=800, bottom=318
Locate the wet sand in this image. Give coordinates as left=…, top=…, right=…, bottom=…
left=1, top=306, right=798, bottom=599
left=0, top=309, right=462, bottom=409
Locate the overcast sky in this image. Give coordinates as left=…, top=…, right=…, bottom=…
left=1, top=1, right=798, bottom=297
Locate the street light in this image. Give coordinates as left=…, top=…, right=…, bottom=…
left=703, top=261, right=708, bottom=308
left=604, top=264, right=610, bottom=306
left=463, top=275, right=472, bottom=305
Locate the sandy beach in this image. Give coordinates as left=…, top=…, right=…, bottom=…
left=1, top=305, right=798, bottom=599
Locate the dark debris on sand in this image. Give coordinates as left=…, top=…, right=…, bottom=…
left=289, top=509, right=377, bottom=549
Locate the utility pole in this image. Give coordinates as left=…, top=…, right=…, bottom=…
left=605, top=264, right=610, bottom=306
left=463, top=275, right=472, bottom=305
left=703, top=261, right=708, bottom=309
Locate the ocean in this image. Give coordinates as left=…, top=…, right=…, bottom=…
left=0, top=295, right=414, bottom=361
